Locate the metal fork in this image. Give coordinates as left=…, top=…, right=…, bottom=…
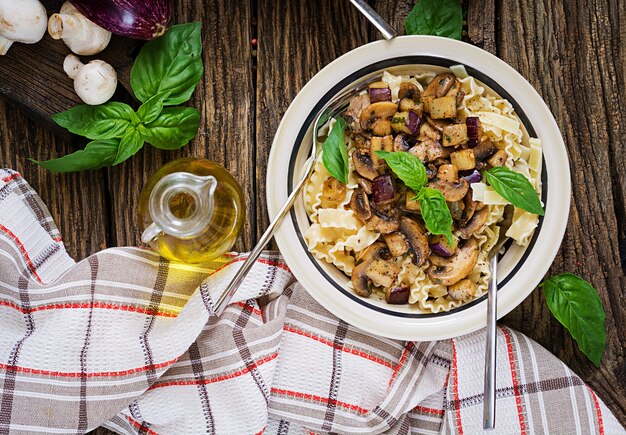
left=212, top=79, right=377, bottom=316
left=484, top=204, right=514, bottom=430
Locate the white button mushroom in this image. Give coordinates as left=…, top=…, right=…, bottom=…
left=48, top=1, right=111, bottom=55
left=64, top=54, right=117, bottom=105
left=0, top=0, right=48, bottom=55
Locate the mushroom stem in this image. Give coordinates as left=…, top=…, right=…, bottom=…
left=63, top=54, right=83, bottom=80
left=48, top=13, right=85, bottom=40
left=0, top=36, right=13, bottom=56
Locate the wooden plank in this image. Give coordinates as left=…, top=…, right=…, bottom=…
left=0, top=98, right=108, bottom=259
left=495, top=0, right=626, bottom=425
left=0, top=0, right=139, bottom=136
left=107, top=1, right=257, bottom=252
left=255, top=0, right=369, bottom=242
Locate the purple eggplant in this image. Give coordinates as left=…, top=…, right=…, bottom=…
left=430, top=243, right=455, bottom=257
left=463, top=169, right=482, bottom=185
left=372, top=174, right=394, bottom=203
left=369, top=87, right=392, bottom=103
left=70, top=0, right=173, bottom=40
left=466, top=116, right=480, bottom=148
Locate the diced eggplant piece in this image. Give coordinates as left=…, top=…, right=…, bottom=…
left=447, top=279, right=477, bottom=301
left=442, top=123, right=468, bottom=147
left=365, top=259, right=401, bottom=288
left=399, top=97, right=422, bottom=113
left=385, top=286, right=410, bottom=304
left=370, top=135, right=393, bottom=170
left=445, top=80, right=464, bottom=107
left=368, top=81, right=392, bottom=103
left=429, top=234, right=458, bottom=257
left=391, top=111, right=421, bottom=135
left=393, top=134, right=415, bottom=152
left=418, top=121, right=442, bottom=141
left=430, top=96, right=458, bottom=119
left=384, top=232, right=409, bottom=257
left=405, top=193, right=421, bottom=211
left=487, top=149, right=508, bottom=167
left=450, top=149, right=476, bottom=171
left=437, top=164, right=459, bottom=183
left=372, top=174, right=395, bottom=204
left=473, top=140, right=498, bottom=161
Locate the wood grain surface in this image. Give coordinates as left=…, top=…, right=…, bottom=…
left=0, top=0, right=623, bottom=432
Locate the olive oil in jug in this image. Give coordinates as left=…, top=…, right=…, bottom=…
left=138, top=158, right=245, bottom=263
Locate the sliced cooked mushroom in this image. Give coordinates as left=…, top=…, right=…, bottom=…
left=473, top=141, right=498, bottom=161
left=352, top=262, right=373, bottom=297
left=383, top=232, right=409, bottom=257
left=344, top=94, right=370, bottom=132
left=426, top=116, right=451, bottom=132
left=487, top=149, right=508, bottom=167
left=359, top=101, right=398, bottom=135
left=422, top=73, right=456, bottom=99
left=399, top=217, right=430, bottom=266
left=365, top=205, right=400, bottom=234
left=357, top=177, right=373, bottom=194
left=427, top=177, right=469, bottom=202
left=428, top=237, right=479, bottom=285
left=459, top=207, right=489, bottom=236
left=393, top=134, right=416, bottom=152
left=445, top=80, right=465, bottom=107
left=385, top=286, right=410, bottom=304
left=352, top=242, right=391, bottom=297
left=418, top=122, right=442, bottom=141
left=398, top=82, right=420, bottom=100
left=409, top=139, right=449, bottom=163
left=370, top=135, right=393, bottom=171
left=459, top=194, right=478, bottom=226
left=321, top=178, right=346, bottom=208
left=365, top=259, right=401, bottom=288
left=352, top=149, right=378, bottom=180
left=449, top=200, right=465, bottom=221
left=447, top=278, right=476, bottom=301
left=350, top=187, right=371, bottom=222
left=352, top=132, right=371, bottom=150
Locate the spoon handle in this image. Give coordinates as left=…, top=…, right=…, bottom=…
left=483, top=254, right=498, bottom=429
left=212, top=158, right=314, bottom=316
left=348, top=0, right=397, bottom=40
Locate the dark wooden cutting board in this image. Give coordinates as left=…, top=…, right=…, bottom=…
left=0, top=0, right=140, bottom=137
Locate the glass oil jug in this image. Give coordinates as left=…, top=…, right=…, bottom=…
left=138, top=158, right=245, bottom=263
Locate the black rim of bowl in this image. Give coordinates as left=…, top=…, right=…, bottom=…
left=286, top=55, right=548, bottom=318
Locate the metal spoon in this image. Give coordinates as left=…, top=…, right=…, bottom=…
left=348, top=0, right=397, bottom=40
left=212, top=80, right=376, bottom=316
left=484, top=204, right=514, bottom=430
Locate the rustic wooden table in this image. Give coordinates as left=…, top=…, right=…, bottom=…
left=0, top=1, right=624, bottom=432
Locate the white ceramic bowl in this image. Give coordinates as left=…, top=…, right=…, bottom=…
left=266, top=36, right=570, bottom=341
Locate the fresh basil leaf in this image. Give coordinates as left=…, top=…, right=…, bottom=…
left=131, top=22, right=204, bottom=106
left=321, top=117, right=349, bottom=184
left=137, top=91, right=171, bottom=124
left=540, top=273, right=606, bottom=367
left=375, top=150, right=427, bottom=193
left=31, top=139, right=119, bottom=173
left=52, top=102, right=133, bottom=140
left=417, top=187, right=453, bottom=245
left=486, top=167, right=544, bottom=215
left=114, top=127, right=144, bottom=165
left=142, top=107, right=200, bottom=150
left=405, top=0, right=463, bottom=40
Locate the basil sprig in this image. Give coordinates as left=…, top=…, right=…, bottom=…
left=35, top=23, right=204, bottom=172
left=540, top=273, right=606, bottom=367
left=405, top=0, right=463, bottom=40
left=321, top=117, right=349, bottom=184
left=486, top=167, right=544, bottom=215
left=375, top=151, right=453, bottom=245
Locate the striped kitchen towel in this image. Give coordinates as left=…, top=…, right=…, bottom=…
left=0, top=168, right=623, bottom=435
